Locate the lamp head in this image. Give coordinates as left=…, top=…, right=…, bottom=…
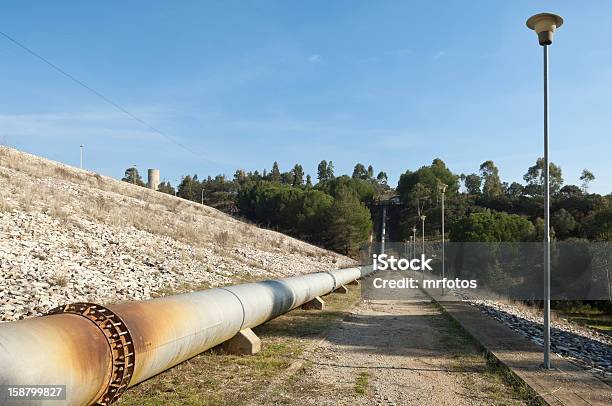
left=526, top=13, right=563, bottom=46
left=420, top=215, right=426, bottom=221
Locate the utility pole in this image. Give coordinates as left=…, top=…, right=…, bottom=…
left=201, top=188, right=205, bottom=205
left=526, top=12, right=564, bottom=370
left=132, top=165, right=137, bottom=185
left=79, top=145, right=84, bottom=169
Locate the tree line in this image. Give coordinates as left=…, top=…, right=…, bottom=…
left=122, top=161, right=393, bottom=256
left=122, top=157, right=611, bottom=255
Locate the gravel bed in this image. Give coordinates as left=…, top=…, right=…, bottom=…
left=455, top=293, right=612, bottom=378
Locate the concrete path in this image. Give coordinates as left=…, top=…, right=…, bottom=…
left=264, top=289, right=525, bottom=405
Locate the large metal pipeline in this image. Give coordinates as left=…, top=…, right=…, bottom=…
left=0, top=265, right=372, bottom=405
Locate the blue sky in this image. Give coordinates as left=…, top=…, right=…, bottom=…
left=0, top=1, right=610, bottom=193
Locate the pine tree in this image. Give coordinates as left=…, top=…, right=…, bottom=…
left=367, top=165, right=374, bottom=179
left=306, top=174, right=313, bottom=188
left=317, top=160, right=328, bottom=182
left=325, top=188, right=372, bottom=256
left=327, top=161, right=335, bottom=179
left=352, top=163, right=368, bottom=180
left=121, top=167, right=145, bottom=187
left=291, top=164, right=304, bottom=187
left=270, top=162, right=281, bottom=182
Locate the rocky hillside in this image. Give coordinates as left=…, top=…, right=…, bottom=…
left=0, top=146, right=354, bottom=322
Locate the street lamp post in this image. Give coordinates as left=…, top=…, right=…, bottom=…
left=381, top=205, right=387, bottom=255
left=412, top=226, right=417, bottom=259
left=408, top=235, right=416, bottom=277
left=201, top=188, right=205, bottom=205
left=440, top=184, right=447, bottom=281
left=420, top=215, right=426, bottom=260
left=79, top=145, right=84, bottom=169
left=408, top=236, right=413, bottom=260
left=526, top=12, right=564, bottom=370
left=132, top=165, right=137, bottom=185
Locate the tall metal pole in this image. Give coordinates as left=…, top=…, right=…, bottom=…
left=441, top=185, right=447, bottom=280
left=543, top=43, right=551, bottom=369
left=409, top=236, right=412, bottom=260
left=412, top=227, right=417, bottom=260
left=201, top=188, right=205, bottom=205
left=409, top=236, right=416, bottom=277
left=421, top=215, right=426, bottom=258
left=442, top=192, right=444, bottom=279
left=381, top=205, right=386, bottom=255
left=79, top=145, right=84, bottom=169
left=526, top=10, right=563, bottom=371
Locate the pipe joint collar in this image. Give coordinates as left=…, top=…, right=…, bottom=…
left=47, top=303, right=135, bottom=405
left=323, top=271, right=338, bottom=290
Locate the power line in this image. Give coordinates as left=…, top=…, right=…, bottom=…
left=0, top=30, right=227, bottom=170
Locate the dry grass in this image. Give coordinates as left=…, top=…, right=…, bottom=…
left=50, top=271, right=68, bottom=287
left=354, top=371, right=370, bottom=395
left=18, top=186, right=35, bottom=212
left=49, top=196, right=70, bottom=221
left=0, top=148, right=20, bottom=171
left=175, top=223, right=202, bottom=245
left=214, top=230, right=233, bottom=247
left=94, top=195, right=110, bottom=213
left=270, top=236, right=284, bottom=249
left=0, top=198, right=13, bottom=213
left=239, top=223, right=256, bottom=239
left=54, top=166, right=79, bottom=181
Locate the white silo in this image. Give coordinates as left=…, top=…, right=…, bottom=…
left=147, top=169, right=160, bottom=190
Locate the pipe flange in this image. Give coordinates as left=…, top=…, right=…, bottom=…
left=47, top=302, right=135, bottom=405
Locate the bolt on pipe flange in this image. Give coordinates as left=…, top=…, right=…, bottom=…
left=47, top=302, right=135, bottom=405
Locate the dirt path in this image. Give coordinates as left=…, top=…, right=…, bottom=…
left=263, top=290, right=525, bottom=405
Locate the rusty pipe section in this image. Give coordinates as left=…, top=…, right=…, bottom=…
left=0, top=266, right=372, bottom=405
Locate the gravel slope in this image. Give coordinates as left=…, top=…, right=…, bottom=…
left=0, top=146, right=354, bottom=321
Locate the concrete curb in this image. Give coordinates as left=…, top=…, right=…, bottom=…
left=423, top=287, right=611, bottom=406
left=430, top=299, right=548, bottom=405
